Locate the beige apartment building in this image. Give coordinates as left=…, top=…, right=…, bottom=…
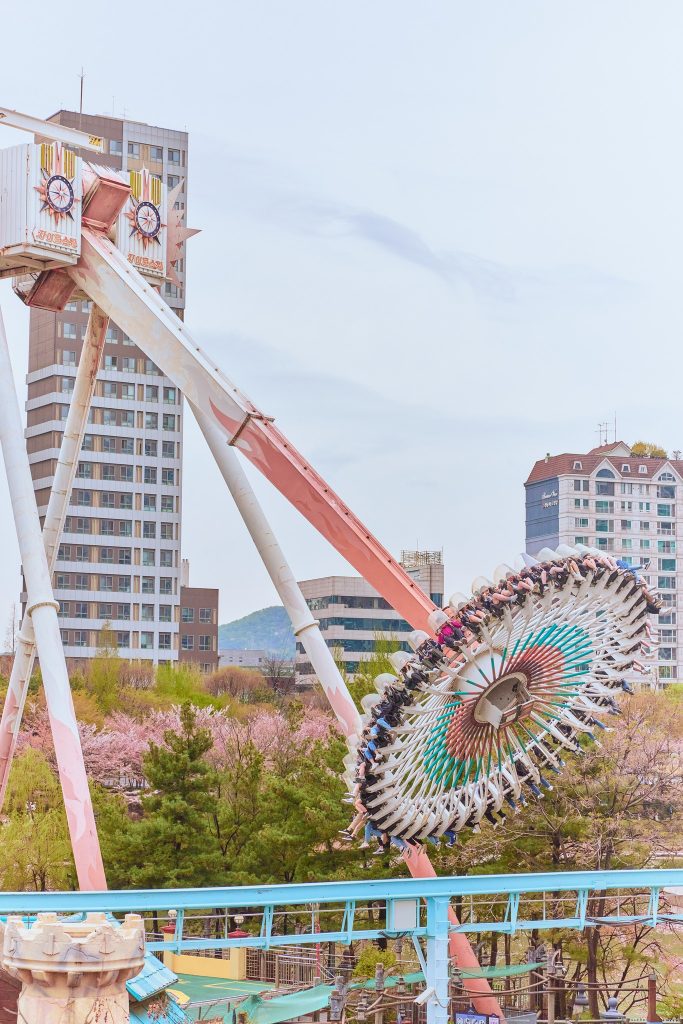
left=526, top=441, right=680, bottom=685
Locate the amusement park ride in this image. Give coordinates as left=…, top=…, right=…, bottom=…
left=0, top=107, right=667, bottom=1024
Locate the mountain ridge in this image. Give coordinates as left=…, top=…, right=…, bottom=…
left=218, top=605, right=296, bottom=658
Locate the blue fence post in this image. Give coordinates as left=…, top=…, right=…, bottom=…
left=425, top=896, right=450, bottom=1024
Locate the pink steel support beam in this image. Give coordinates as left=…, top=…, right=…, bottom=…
left=0, top=307, right=106, bottom=890
left=194, top=405, right=362, bottom=738
left=196, top=406, right=502, bottom=1016
left=0, top=306, right=109, bottom=809
left=68, top=230, right=436, bottom=633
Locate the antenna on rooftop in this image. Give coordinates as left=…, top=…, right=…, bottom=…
left=596, top=421, right=610, bottom=445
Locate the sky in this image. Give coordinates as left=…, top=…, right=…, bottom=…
left=1, top=1, right=683, bottom=627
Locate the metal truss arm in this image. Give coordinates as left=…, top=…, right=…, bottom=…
left=0, top=307, right=106, bottom=890
left=0, top=306, right=109, bottom=809
left=68, top=230, right=436, bottom=631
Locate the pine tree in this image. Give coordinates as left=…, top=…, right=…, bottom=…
left=110, top=702, right=223, bottom=888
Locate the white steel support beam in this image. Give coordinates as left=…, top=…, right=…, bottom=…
left=0, top=306, right=109, bottom=809
left=0, top=107, right=104, bottom=152
left=193, top=404, right=362, bottom=738
left=0, top=306, right=106, bottom=890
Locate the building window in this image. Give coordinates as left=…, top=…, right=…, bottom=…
left=168, top=148, right=181, bottom=164
left=658, top=485, right=676, bottom=499
left=117, top=603, right=130, bottom=620
left=118, top=548, right=131, bottom=565
left=141, top=604, right=154, bottom=621
left=140, top=631, right=154, bottom=650
left=110, top=139, right=123, bottom=155
left=75, top=489, right=92, bottom=506
left=122, top=356, right=136, bottom=371
left=76, top=462, right=93, bottom=479
left=150, top=145, right=163, bottom=161
left=159, top=633, right=171, bottom=650
left=162, top=414, right=176, bottom=431
left=160, top=523, right=173, bottom=540
left=100, top=547, right=114, bottom=564
left=574, top=517, right=589, bottom=529
left=657, top=504, right=675, bottom=517
left=121, top=411, right=134, bottom=428
left=162, top=468, right=175, bottom=486
left=572, top=461, right=582, bottom=470
left=61, top=377, right=74, bottom=394
left=143, top=495, right=156, bottom=512
left=142, top=549, right=155, bottom=566
left=100, top=520, right=114, bottom=536
left=167, top=174, right=180, bottom=189
left=145, top=440, right=158, bottom=458
left=658, top=576, right=677, bottom=590
left=199, top=635, right=212, bottom=652
left=659, top=559, right=677, bottom=572
left=659, top=647, right=676, bottom=661
left=99, top=575, right=114, bottom=591
left=160, top=550, right=173, bottom=567
left=75, top=574, right=89, bottom=589
left=116, top=631, right=130, bottom=648
left=128, top=142, right=140, bottom=157
left=162, top=441, right=175, bottom=459
left=98, top=603, right=113, bottom=619
left=74, top=602, right=88, bottom=619
left=181, top=607, right=194, bottom=623
left=144, top=467, right=157, bottom=485
left=120, top=494, right=133, bottom=510
left=638, top=465, right=648, bottom=474
left=74, top=630, right=88, bottom=648
left=659, top=665, right=676, bottom=679
left=58, top=601, right=69, bottom=618
left=142, top=576, right=155, bottom=594
left=621, top=463, right=631, bottom=473
left=145, top=359, right=159, bottom=375
left=181, top=635, right=194, bottom=650
left=117, top=576, right=132, bottom=593
left=161, top=496, right=174, bottom=512
left=621, top=520, right=632, bottom=530
left=75, top=545, right=90, bottom=562
left=145, top=413, right=158, bottom=430
left=596, top=482, right=615, bottom=496
left=163, top=386, right=176, bottom=404
left=159, top=604, right=172, bottom=622
left=146, top=385, right=158, bottom=401
left=160, top=577, right=172, bottom=595
left=595, top=519, right=613, bottom=533
left=143, top=522, right=156, bottom=539
left=100, top=493, right=115, bottom=509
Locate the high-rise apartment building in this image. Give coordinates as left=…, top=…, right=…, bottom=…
left=295, top=550, right=444, bottom=682
left=24, top=111, right=189, bottom=664
left=525, top=442, right=681, bottom=685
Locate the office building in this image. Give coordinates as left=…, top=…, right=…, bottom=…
left=295, top=550, right=444, bottom=682
left=525, top=441, right=681, bottom=685
left=24, top=111, right=189, bottom=664
left=178, top=561, right=219, bottom=672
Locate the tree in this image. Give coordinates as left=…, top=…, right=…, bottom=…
left=262, top=655, right=295, bottom=697
left=86, top=623, right=121, bottom=714
left=204, top=666, right=268, bottom=702
left=435, top=694, right=683, bottom=1015
left=105, top=702, right=223, bottom=888
left=0, top=749, right=75, bottom=891
left=631, top=441, right=668, bottom=458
